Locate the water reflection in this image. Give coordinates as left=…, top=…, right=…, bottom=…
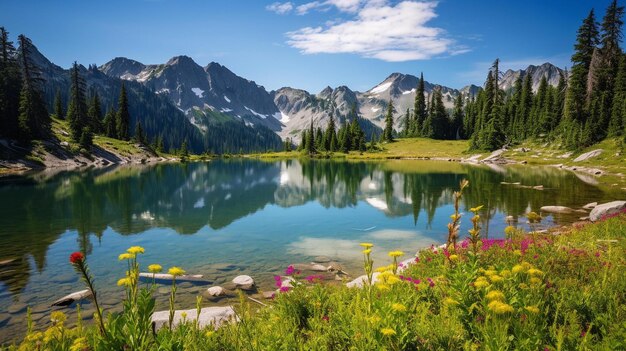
left=0, top=158, right=621, bottom=340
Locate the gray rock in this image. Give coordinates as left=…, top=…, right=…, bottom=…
left=262, top=291, right=276, bottom=299
left=573, top=149, right=603, bottom=162
left=206, top=286, right=225, bottom=297
left=151, top=306, right=238, bottom=332
left=51, top=289, right=92, bottom=307
left=582, top=202, right=598, bottom=210
left=346, top=272, right=380, bottom=288
left=590, top=201, right=626, bottom=222
left=540, top=206, right=575, bottom=214
left=313, top=256, right=331, bottom=263
left=232, top=275, right=255, bottom=290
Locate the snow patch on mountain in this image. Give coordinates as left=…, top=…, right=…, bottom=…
left=245, top=106, right=267, bottom=119
left=224, top=95, right=231, bottom=103
left=402, top=88, right=416, bottom=95
left=191, top=87, right=204, bottom=98
left=278, top=112, right=290, bottom=124
left=370, top=82, right=392, bottom=95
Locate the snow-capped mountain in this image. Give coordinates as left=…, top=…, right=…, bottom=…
left=499, top=63, right=565, bottom=92
left=100, top=57, right=282, bottom=132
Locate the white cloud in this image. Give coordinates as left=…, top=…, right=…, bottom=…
left=286, top=1, right=464, bottom=62
left=266, top=2, right=294, bottom=15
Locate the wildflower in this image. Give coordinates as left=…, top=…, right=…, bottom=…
left=444, top=297, right=459, bottom=306
left=512, top=264, right=525, bottom=273
left=381, top=328, right=396, bottom=336
left=489, top=275, right=504, bottom=283
left=305, top=275, right=323, bottom=283
left=525, top=306, right=540, bottom=314
left=513, top=249, right=522, bottom=256
left=117, top=277, right=131, bottom=286
left=359, top=243, right=374, bottom=248
left=69, top=337, right=89, bottom=351
left=391, top=303, right=407, bottom=312
left=376, top=284, right=391, bottom=292
left=485, top=290, right=505, bottom=301
left=388, top=251, right=404, bottom=258
left=375, top=265, right=393, bottom=273
left=148, top=264, right=162, bottom=273
left=127, top=246, right=145, bottom=255
left=500, top=269, right=511, bottom=278
left=285, top=265, right=295, bottom=276
left=168, top=266, right=186, bottom=276
left=279, top=286, right=291, bottom=293
left=518, top=283, right=529, bottom=289
left=362, top=249, right=372, bottom=255
left=69, top=252, right=84, bottom=264
left=449, top=254, right=459, bottom=261
left=412, top=278, right=421, bottom=285
left=483, top=269, right=497, bottom=276
left=527, top=268, right=544, bottom=276
left=367, top=315, right=381, bottom=324
left=181, top=311, right=188, bottom=320
left=470, top=205, right=484, bottom=213
left=488, top=300, right=514, bottom=314
left=205, top=331, right=215, bottom=338
left=322, top=315, right=329, bottom=322
left=118, top=253, right=133, bottom=261
left=50, top=311, right=67, bottom=324
left=273, top=275, right=282, bottom=288
left=530, top=277, right=542, bottom=285
left=474, top=277, right=490, bottom=289
left=504, top=225, right=516, bottom=237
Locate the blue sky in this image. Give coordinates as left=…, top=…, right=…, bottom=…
left=0, top=0, right=617, bottom=92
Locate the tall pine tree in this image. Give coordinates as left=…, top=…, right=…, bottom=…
left=116, top=83, right=130, bottom=140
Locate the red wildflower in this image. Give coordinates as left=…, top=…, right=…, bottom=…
left=69, top=252, right=84, bottom=264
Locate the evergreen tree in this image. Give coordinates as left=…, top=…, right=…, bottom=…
left=67, top=62, right=88, bottom=143
left=103, top=107, right=116, bottom=138
left=116, top=83, right=130, bottom=140
left=609, top=54, right=626, bottom=136
left=180, top=139, right=188, bottom=157
left=383, top=100, right=394, bottom=142
left=305, top=119, right=315, bottom=154
left=324, top=111, right=337, bottom=152
left=79, top=126, right=93, bottom=150
left=531, top=76, right=549, bottom=136
left=597, top=0, right=625, bottom=95
left=16, top=35, right=49, bottom=140
left=565, top=10, right=600, bottom=122
left=0, top=27, right=21, bottom=138
left=54, top=89, right=64, bottom=120
left=451, top=92, right=464, bottom=139
left=87, top=92, right=103, bottom=133
left=516, top=73, right=534, bottom=139
left=156, top=135, right=164, bottom=153
left=413, top=72, right=427, bottom=136
left=134, top=120, right=145, bottom=144
left=402, top=108, right=410, bottom=137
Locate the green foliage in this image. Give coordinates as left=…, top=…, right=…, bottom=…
left=116, top=83, right=130, bottom=141
left=384, top=99, right=395, bottom=142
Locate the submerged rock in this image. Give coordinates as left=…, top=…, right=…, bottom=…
left=206, top=286, right=225, bottom=297
left=589, top=201, right=626, bottom=222
left=232, top=275, right=255, bottom=290
left=151, top=306, right=238, bottom=332
left=582, top=202, right=598, bottom=210
left=51, top=289, right=92, bottom=307
left=540, top=206, right=575, bottom=214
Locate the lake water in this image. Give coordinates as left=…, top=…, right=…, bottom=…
left=0, top=159, right=622, bottom=343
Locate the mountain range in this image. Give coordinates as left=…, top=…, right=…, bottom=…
left=29, top=39, right=566, bottom=148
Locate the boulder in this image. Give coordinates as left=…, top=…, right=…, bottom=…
left=589, top=201, right=626, bottom=222
left=206, top=286, right=225, bottom=297
left=51, top=289, right=92, bottom=307
left=573, top=149, right=602, bottom=162
left=540, top=206, right=575, bottom=214
left=346, top=272, right=380, bottom=288
left=232, top=275, right=255, bottom=290
left=261, top=291, right=276, bottom=299
left=151, top=306, right=238, bottom=332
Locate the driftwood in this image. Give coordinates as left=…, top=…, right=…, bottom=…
left=51, top=289, right=92, bottom=307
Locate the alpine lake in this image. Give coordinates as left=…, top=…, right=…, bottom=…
left=0, top=158, right=623, bottom=343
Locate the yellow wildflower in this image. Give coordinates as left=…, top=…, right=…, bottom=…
left=50, top=311, right=67, bottom=324
left=500, top=269, right=511, bottom=278
left=483, top=269, right=497, bottom=276
left=530, top=277, right=542, bottom=285
left=376, top=283, right=391, bottom=292
left=527, top=268, right=544, bottom=276
left=512, top=264, right=525, bottom=273
left=444, top=297, right=459, bottom=306
left=359, top=243, right=374, bottom=248
left=69, top=337, right=89, bottom=351
left=524, top=306, right=540, bottom=314
left=367, top=315, right=381, bottom=324
left=450, top=214, right=461, bottom=221
left=375, top=265, right=393, bottom=273
left=391, top=303, right=407, bottom=312
left=127, top=246, right=145, bottom=255
left=449, top=254, right=459, bottom=261
left=168, top=266, right=186, bottom=276
left=148, top=264, right=163, bottom=273
left=489, top=275, right=504, bottom=283
left=488, top=300, right=514, bottom=314
left=205, top=331, right=215, bottom=338
left=485, top=290, right=505, bottom=301
left=362, top=249, right=372, bottom=255
left=474, top=277, right=490, bottom=289
left=518, top=283, right=529, bottom=290
left=388, top=250, right=404, bottom=258
left=513, top=249, right=522, bottom=256
left=470, top=205, right=484, bottom=213
left=117, top=277, right=131, bottom=287
left=504, top=225, right=516, bottom=237
left=380, top=328, right=396, bottom=336
left=118, top=253, right=133, bottom=261
left=181, top=312, right=188, bottom=320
